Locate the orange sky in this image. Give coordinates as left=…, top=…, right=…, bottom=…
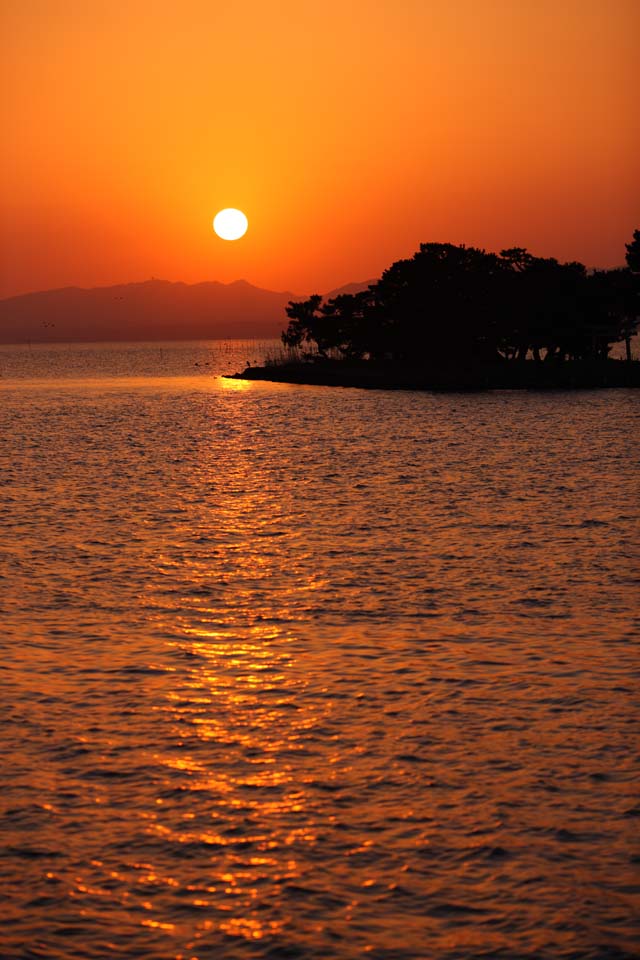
left=2, top=0, right=639, bottom=298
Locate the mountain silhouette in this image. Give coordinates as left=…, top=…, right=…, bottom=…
left=0, top=278, right=299, bottom=343
left=323, top=280, right=376, bottom=299
left=0, top=277, right=380, bottom=343
left=0, top=278, right=376, bottom=344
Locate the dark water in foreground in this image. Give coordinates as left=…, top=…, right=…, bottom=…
left=1, top=342, right=639, bottom=959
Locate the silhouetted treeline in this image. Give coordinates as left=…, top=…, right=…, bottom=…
left=282, top=232, right=640, bottom=364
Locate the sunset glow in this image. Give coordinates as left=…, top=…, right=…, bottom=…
left=1, top=1, right=638, bottom=299
left=2, top=4, right=639, bottom=957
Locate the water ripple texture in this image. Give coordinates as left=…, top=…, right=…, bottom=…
left=1, top=341, right=639, bottom=959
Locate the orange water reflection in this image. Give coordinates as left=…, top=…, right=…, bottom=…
left=4, top=375, right=639, bottom=959
left=218, top=376, right=252, bottom=391
left=146, top=613, right=326, bottom=946
left=141, top=424, right=333, bottom=946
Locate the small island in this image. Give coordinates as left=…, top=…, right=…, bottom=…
left=230, top=232, right=640, bottom=391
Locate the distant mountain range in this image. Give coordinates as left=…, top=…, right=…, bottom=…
left=0, top=278, right=374, bottom=343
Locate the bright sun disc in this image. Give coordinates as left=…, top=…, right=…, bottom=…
left=213, top=208, right=248, bottom=241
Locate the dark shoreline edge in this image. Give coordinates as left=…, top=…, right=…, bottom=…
left=226, top=359, right=640, bottom=392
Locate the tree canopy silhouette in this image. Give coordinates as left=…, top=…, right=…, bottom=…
left=282, top=235, right=639, bottom=365
left=626, top=230, right=640, bottom=273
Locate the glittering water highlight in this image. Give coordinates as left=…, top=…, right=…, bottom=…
left=1, top=341, right=638, bottom=959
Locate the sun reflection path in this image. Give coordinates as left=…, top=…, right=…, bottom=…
left=146, top=622, right=331, bottom=948
left=133, top=416, right=344, bottom=949
left=218, top=376, right=251, bottom=391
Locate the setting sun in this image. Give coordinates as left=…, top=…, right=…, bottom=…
left=213, top=208, right=248, bottom=242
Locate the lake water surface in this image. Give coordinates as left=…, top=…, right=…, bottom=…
left=1, top=341, right=639, bottom=959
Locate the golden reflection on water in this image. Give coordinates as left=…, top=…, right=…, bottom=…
left=147, top=614, right=323, bottom=945
left=218, top=376, right=251, bottom=391
left=3, top=357, right=639, bottom=959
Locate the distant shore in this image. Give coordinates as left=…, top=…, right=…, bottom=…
left=228, top=358, right=640, bottom=391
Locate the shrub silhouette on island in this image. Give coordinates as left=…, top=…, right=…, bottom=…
left=235, top=232, right=640, bottom=389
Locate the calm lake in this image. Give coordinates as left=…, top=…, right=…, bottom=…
left=1, top=341, right=638, bottom=960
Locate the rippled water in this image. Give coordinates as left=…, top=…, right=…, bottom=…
left=1, top=341, right=639, bottom=959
